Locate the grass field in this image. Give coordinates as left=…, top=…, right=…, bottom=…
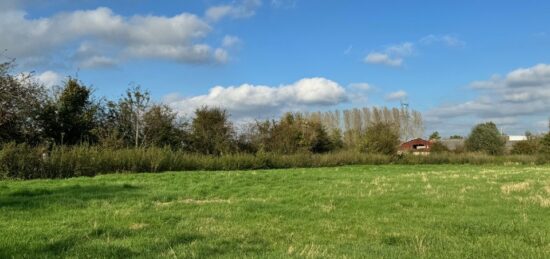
left=1, top=165, right=549, bottom=258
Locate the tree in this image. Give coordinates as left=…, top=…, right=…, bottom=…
left=0, top=60, right=46, bottom=144
left=97, top=86, right=151, bottom=148
left=449, top=135, right=463, bottom=139
left=121, top=85, right=150, bottom=148
left=465, top=122, right=505, bottom=155
left=361, top=122, right=400, bottom=155
left=40, top=78, right=99, bottom=145
left=191, top=107, right=234, bottom=155
left=142, top=104, right=186, bottom=148
left=429, top=131, right=441, bottom=141
left=304, top=120, right=333, bottom=153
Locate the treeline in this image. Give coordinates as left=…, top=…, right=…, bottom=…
left=0, top=60, right=424, bottom=155
left=2, top=60, right=550, bottom=179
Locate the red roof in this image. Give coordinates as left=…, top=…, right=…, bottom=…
left=400, top=138, right=432, bottom=151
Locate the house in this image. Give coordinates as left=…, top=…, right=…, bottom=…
left=399, top=138, right=432, bottom=154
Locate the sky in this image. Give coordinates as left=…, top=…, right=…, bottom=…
left=1, top=0, right=550, bottom=137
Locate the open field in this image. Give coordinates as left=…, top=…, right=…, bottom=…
left=1, top=165, right=550, bottom=258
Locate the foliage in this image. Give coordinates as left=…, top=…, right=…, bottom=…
left=40, top=78, right=99, bottom=145
left=191, top=107, right=234, bottom=155
left=430, top=141, right=450, bottom=153
left=429, top=131, right=441, bottom=140
left=540, top=132, right=550, bottom=155
left=465, top=122, right=506, bottom=155
left=511, top=138, right=540, bottom=155
left=361, top=122, right=400, bottom=155
left=449, top=135, right=463, bottom=139
left=0, top=60, right=46, bottom=144
left=142, top=104, right=187, bottom=148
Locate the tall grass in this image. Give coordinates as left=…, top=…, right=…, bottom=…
left=0, top=144, right=547, bottom=179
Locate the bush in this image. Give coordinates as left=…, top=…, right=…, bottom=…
left=511, top=139, right=540, bottom=155
left=430, top=141, right=450, bottom=153
left=540, top=133, right=550, bottom=155
left=361, top=122, right=400, bottom=155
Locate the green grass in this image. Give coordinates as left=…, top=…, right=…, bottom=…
left=1, top=165, right=549, bottom=258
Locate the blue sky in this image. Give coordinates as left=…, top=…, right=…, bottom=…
left=2, top=0, right=550, bottom=136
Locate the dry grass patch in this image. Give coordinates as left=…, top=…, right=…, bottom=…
left=501, top=182, right=531, bottom=194
left=129, top=223, right=148, bottom=230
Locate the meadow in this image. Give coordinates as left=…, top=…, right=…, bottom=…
left=1, top=165, right=549, bottom=258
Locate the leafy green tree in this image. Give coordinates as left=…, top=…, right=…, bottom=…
left=142, top=104, right=186, bottom=147
left=40, top=78, right=99, bottom=145
left=121, top=85, right=150, bottom=148
left=540, top=122, right=550, bottom=155
left=449, top=135, right=463, bottom=139
left=305, top=120, right=333, bottom=153
left=0, top=60, right=46, bottom=144
left=96, top=86, right=151, bottom=148
left=361, top=122, right=400, bottom=155
left=465, top=122, right=505, bottom=155
left=191, top=107, right=234, bottom=155
left=429, top=131, right=441, bottom=140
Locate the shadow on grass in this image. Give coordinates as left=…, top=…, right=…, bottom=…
left=0, top=183, right=141, bottom=210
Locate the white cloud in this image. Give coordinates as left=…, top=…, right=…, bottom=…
left=420, top=34, right=465, bottom=47
left=427, top=64, right=550, bottom=134
left=165, top=77, right=348, bottom=119
left=222, top=35, right=242, bottom=48
left=349, top=82, right=372, bottom=91
left=385, top=90, right=408, bottom=101
left=386, top=42, right=414, bottom=56
left=0, top=6, right=234, bottom=67
left=214, top=48, right=229, bottom=63
left=205, top=0, right=262, bottom=22
left=364, top=42, right=413, bottom=67
left=271, top=0, right=296, bottom=8
left=36, top=70, right=62, bottom=88
left=364, top=35, right=464, bottom=67
left=364, top=53, right=403, bottom=67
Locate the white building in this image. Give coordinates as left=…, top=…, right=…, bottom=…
left=508, top=136, right=527, bottom=141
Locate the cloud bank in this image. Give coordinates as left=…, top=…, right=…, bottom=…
left=165, top=77, right=349, bottom=119
left=426, top=63, right=550, bottom=134
left=0, top=2, right=259, bottom=69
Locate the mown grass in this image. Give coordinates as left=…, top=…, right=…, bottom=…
left=1, top=165, right=550, bottom=258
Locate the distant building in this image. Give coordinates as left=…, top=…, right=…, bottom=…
left=505, top=135, right=527, bottom=150
left=399, top=138, right=432, bottom=154
left=507, top=135, right=527, bottom=141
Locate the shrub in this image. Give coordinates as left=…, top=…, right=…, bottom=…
left=511, top=139, right=540, bottom=155
left=430, top=141, right=450, bottom=153
left=540, top=133, right=550, bottom=155
left=361, top=122, right=400, bottom=155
